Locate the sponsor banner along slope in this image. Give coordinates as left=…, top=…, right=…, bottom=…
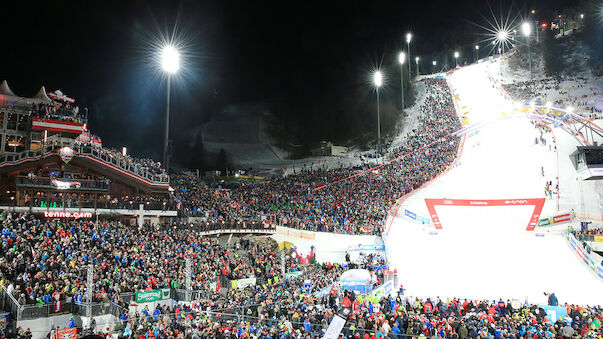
left=424, top=198, right=545, bottom=231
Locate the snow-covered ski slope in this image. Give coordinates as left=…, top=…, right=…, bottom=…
left=385, top=59, right=603, bottom=306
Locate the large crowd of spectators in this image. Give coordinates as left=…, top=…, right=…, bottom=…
left=114, top=279, right=602, bottom=338
left=172, top=78, right=461, bottom=235
left=31, top=102, right=86, bottom=124
left=502, top=77, right=603, bottom=118
left=0, top=211, right=279, bottom=308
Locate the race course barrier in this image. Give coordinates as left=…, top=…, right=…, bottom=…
left=568, top=232, right=603, bottom=280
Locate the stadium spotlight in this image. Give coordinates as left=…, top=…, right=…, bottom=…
left=522, top=22, right=531, bottom=36
left=497, top=30, right=509, bottom=41
left=580, top=14, right=584, bottom=19
left=373, top=71, right=383, bottom=88
left=161, top=45, right=180, bottom=74
left=398, top=52, right=406, bottom=64
left=406, top=33, right=412, bottom=43
left=122, top=147, right=127, bottom=156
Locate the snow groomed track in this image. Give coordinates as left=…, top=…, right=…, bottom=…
left=385, top=60, right=603, bottom=306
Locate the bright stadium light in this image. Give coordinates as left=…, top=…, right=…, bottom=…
left=161, top=45, right=180, bottom=74
left=522, top=22, right=531, bottom=36
left=497, top=30, right=509, bottom=41
left=398, top=52, right=406, bottom=64
left=406, top=33, right=412, bottom=43
left=475, top=45, right=480, bottom=50
left=373, top=71, right=383, bottom=87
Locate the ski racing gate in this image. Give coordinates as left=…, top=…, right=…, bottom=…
left=424, top=198, right=545, bottom=231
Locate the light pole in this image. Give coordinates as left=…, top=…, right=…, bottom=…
left=454, top=51, right=460, bottom=67
left=415, top=57, right=420, bottom=76
left=373, top=71, right=383, bottom=154
left=406, top=33, right=412, bottom=77
left=398, top=52, right=405, bottom=112
left=432, top=60, right=437, bottom=74
left=474, top=45, right=479, bottom=62
left=160, top=45, right=180, bottom=172
left=522, top=22, right=533, bottom=80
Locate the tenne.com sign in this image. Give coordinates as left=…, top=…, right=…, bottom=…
left=44, top=211, right=93, bottom=219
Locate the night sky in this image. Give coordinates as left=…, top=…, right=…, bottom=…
left=3, top=0, right=574, bottom=162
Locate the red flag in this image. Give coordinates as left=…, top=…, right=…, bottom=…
left=53, top=301, right=62, bottom=313
left=215, top=278, right=221, bottom=293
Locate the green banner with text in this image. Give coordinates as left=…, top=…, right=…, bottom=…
left=135, top=288, right=170, bottom=303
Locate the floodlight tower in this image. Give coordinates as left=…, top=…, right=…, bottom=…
left=474, top=45, right=479, bottom=62
left=454, top=51, right=460, bottom=67
left=160, top=45, right=180, bottom=172
left=398, top=52, right=406, bottom=113
left=523, top=22, right=533, bottom=80
left=406, top=33, right=412, bottom=77
left=373, top=71, right=383, bottom=154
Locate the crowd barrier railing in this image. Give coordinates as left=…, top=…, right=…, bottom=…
left=1, top=286, right=22, bottom=320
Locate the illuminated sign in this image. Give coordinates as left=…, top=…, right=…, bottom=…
left=44, top=211, right=93, bottom=219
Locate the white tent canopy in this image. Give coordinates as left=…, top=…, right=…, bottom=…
left=0, top=80, right=16, bottom=96
left=31, top=86, right=52, bottom=104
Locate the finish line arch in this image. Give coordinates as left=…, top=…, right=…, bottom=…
left=424, top=198, right=546, bottom=231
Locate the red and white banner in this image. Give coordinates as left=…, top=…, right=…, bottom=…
left=32, top=118, right=85, bottom=134
left=48, top=90, right=75, bottom=103
left=553, top=213, right=572, bottom=223
left=55, top=328, right=77, bottom=339
left=76, top=131, right=91, bottom=143
left=424, top=198, right=546, bottom=231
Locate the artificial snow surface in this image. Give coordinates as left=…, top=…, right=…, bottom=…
left=385, top=58, right=603, bottom=306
